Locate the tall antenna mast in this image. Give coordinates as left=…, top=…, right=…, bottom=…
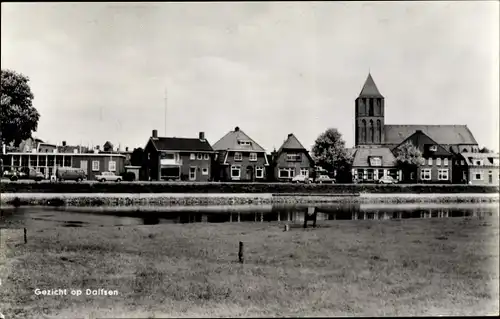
left=164, top=88, right=167, bottom=136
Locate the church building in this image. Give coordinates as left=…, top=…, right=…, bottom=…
left=350, top=74, right=479, bottom=183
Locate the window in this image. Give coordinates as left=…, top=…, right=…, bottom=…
left=237, top=140, right=251, bottom=146
left=202, top=167, right=209, bottom=175
left=287, top=153, right=301, bottom=161
left=204, top=154, right=210, bottom=160
left=249, top=153, right=257, bottom=161
left=435, top=158, right=441, bottom=166
left=461, top=160, right=465, bottom=165
left=300, top=168, right=309, bottom=177
left=29, top=155, right=37, bottom=167
left=190, top=153, right=196, bottom=160
left=429, top=145, right=437, bottom=152
left=80, top=160, right=88, bottom=170
left=163, top=153, right=175, bottom=160
left=255, top=167, right=264, bottom=178
left=438, top=169, right=449, bottom=180
left=420, top=169, right=431, bottom=181
left=39, top=156, right=46, bottom=166
left=64, top=156, right=72, bottom=167
left=197, top=153, right=203, bottom=160
left=474, top=172, right=483, bottom=180
left=475, top=160, right=483, bottom=166
left=189, top=167, right=197, bottom=180
left=279, top=168, right=295, bottom=178
left=234, top=152, right=242, bottom=161
left=231, top=165, right=241, bottom=179
left=47, top=155, right=54, bottom=167
left=56, top=155, right=63, bottom=167
left=92, top=161, right=100, bottom=171
left=443, top=158, right=448, bottom=166
left=109, top=160, right=116, bottom=172
left=369, top=157, right=382, bottom=166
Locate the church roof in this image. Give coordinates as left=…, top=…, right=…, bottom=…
left=359, top=73, right=383, bottom=98
left=384, top=125, right=478, bottom=146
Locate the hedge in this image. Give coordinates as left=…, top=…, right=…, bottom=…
left=0, top=181, right=499, bottom=194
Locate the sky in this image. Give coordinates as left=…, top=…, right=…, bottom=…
left=1, top=2, right=499, bottom=152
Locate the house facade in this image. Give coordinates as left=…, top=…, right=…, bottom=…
left=393, top=130, right=454, bottom=183
left=352, top=73, right=479, bottom=183
left=459, top=152, right=500, bottom=186
left=143, top=130, right=215, bottom=181
left=212, top=126, right=268, bottom=182
left=351, top=147, right=400, bottom=182
left=273, top=133, right=315, bottom=181
left=4, top=150, right=126, bottom=180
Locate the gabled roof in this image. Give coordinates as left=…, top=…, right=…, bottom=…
left=212, top=127, right=266, bottom=152
left=352, top=147, right=398, bottom=168
left=150, top=137, right=213, bottom=152
left=394, top=130, right=452, bottom=157
left=384, top=125, right=478, bottom=146
left=359, top=73, right=383, bottom=98
left=278, top=133, right=306, bottom=151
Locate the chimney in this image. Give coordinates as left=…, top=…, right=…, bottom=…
left=152, top=129, right=158, bottom=138
left=125, top=147, right=129, bottom=152
left=199, top=132, right=205, bottom=141
left=288, top=133, right=293, bottom=138
left=415, top=130, right=422, bottom=133
left=96, top=145, right=100, bottom=150
left=234, top=126, right=240, bottom=132
left=62, top=141, right=67, bottom=146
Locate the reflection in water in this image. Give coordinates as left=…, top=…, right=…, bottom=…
left=0, top=202, right=497, bottom=228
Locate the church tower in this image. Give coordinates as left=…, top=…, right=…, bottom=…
left=355, top=73, right=385, bottom=148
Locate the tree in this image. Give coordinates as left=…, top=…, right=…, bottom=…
left=394, top=141, right=425, bottom=182
left=312, top=128, right=353, bottom=182
left=1, top=69, right=40, bottom=147
left=130, top=147, right=144, bottom=166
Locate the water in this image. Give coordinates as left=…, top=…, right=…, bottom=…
left=0, top=202, right=497, bottom=229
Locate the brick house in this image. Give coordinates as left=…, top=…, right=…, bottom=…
left=144, top=129, right=215, bottom=181
left=212, top=126, right=269, bottom=182
left=392, top=130, right=454, bottom=183
left=459, top=152, right=499, bottom=185
left=273, top=133, right=315, bottom=182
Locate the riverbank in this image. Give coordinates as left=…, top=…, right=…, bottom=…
left=1, top=180, right=499, bottom=194
left=1, top=217, right=498, bottom=318
left=1, top=192, right=499, bottom=207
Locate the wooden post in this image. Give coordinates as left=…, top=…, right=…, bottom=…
left=284, top=224, right=289, bottom=232
left=260, top=212, right=263, bottom=222
left=230, top=213, right=232, bottom=222
left=277, top=212, right=280, bottom=222
left=24, top=228, right=27, bottom=244
left=238, top=241, right=244, bottom=264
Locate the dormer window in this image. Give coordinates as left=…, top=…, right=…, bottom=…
left=237, top=140, right=251, bottom=146
left=286, top=153, right=301, bottom=161
left=475, top=159, right=483, bottom=166
left=429, top=145, right=437, bottom=152
left=369, top=156, right=382, bottom=167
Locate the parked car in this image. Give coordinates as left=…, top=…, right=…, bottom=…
left=56, top=167, right=87, bottom=182
left=291, top=175, right=311, bottom=184
left=96, top=171, right=122, bottom=182
left=315, top=175, right=335, bottom=184
left=378, top=176, right=397, bottom=184
left=7, top=168, right=44, bottom=182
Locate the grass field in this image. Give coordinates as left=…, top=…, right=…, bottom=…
left=1, top=216, right=499, bottom=318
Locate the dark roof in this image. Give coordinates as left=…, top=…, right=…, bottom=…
left=352, top=147, right=398, bottom=167
left=359, top=73, right=383, bottom=98
left=150, top=137, right=213, bottom=152
left=395, top=130, right=452, bottom=157
left=278, top=133, right=307, bottom=150
left=384, top=125, right=478, bottom=146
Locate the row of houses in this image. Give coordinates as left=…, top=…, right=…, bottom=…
left=1, top=74, right=498, bottom=185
